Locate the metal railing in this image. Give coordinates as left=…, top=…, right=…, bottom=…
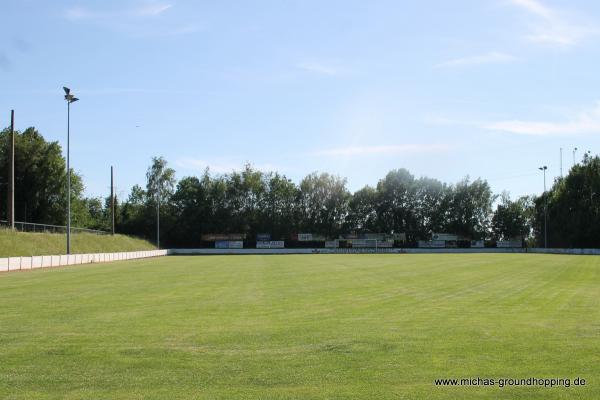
left=0, top=220, right=109, bottom=235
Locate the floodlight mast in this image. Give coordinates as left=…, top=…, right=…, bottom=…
left=155, top=174, right=161, bottom=249
left=8, top=110, right=15, bottom=229
left=64, top=87, right=79, bottom=254
left=538, top=166, right=548, bottom=248
left=560, top=148, right=563, bottom=178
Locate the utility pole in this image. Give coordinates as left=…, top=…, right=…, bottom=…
left=156, top=191, right=160, bottom=249
left=111, top=166, right=115, bottom=235
left=8, top=110, right=15, bottom=229
left=573, top=147, right=578, bottom=167
left=560, top=148, right=563, bottom=178
left=539, top=166, right=548, bottom=248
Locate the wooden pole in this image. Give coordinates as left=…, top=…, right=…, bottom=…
left=111, top=166, right=115, bottom=235
left=8, top=110, right=15, bottom=229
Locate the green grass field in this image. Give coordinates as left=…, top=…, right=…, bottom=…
left=1, top=254, right=599, bottom=399
left=0, top=229, right=155, bottom=257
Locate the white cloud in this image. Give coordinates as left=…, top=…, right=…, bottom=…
left=76, top=87, right=197, bottom=95
left=62, top=2, right=201, bottom=37
left=422, top=115, right=471, bottom=126
left=483, top=102, right=600, bottom=136
left=64, top=2, right=174, bottom=21
left=162, top=24, right=202, bottom=36
left=176, top=158, right=280, bottom=174
left=64, top=6, right=99, bottom=20
left=136, top=3, right=173, bottom=16
left=297, top=60, right=341, bottom=76
left=508, top=0, right=599, bottom=47
left=510, top=0, right=553, bottom=19
left=313, top=144, right=451, bottom=157
left=437, top=52, right=515, bottom=68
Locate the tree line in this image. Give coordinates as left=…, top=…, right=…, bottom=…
left=0, top=127, right=108, bottom=229
left=2, top=126, right=599, bottom=248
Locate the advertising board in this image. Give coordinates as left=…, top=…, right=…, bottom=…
left=497, top=240, right=522, bottom=248
left=390, top=233, right=407, bottom=241
left=351, top=239, right=377, bottom=248
left=201, top=233, right=246, bottom=241
left=216, top=240, right=244, bottom=249
left=297, top=233, right=327, bottom=241
left=256, top=241, right=285, bottom=249
left=215, top=240, right=229, bottom=249
left=432, top=233, right=458, bottom=241
left=471, top=240, right=484, bottom=248
left=363, top=233, right=385, bottom=240
left=418, top=240, right=446, bottom=248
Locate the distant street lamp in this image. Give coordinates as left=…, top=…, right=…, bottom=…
left=573, top=147, right=578, bottom=167
left=63, top=87, right=79, bottom=254
left=156, top=185, right=160, bottom=249
left=538, top=166, right=548, bottom=248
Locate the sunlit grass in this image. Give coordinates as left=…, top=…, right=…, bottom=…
left=1, top=254, right=598, bottom=399
left=0, top=228, right=155, bottom=257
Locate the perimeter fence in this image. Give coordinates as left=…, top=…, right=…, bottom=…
left=0, top=220, right=108, bottom=235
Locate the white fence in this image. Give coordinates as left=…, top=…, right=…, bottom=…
left=169, top=248, right=525, bottom=255
left=0, top=250, right=167, bottom=272
left=528, top=248, right=600, bottom=255
left=171, top=248, right=316, bottom=255
left=170, top=248, right=600, bottom=255
left=2, top=247, right=598, bottom=273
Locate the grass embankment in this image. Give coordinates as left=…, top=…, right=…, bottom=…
left=0, top=228, right=156, bottom=257
left=1, top=254, right=599, bottom=399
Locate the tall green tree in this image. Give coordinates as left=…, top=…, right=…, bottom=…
left=492, top=192, right=533, bottom=241
left=0, top=127, right=87, bottom=225
left=119, top=184, right=149, bottom=236
left=298, top=172, right=350, bottom=237
left=535, top=155, right=600, bottom=247
left=146, top=156, right=176, bottom=202
left=345, top=185, right=378, bottom=233
left=260, top=172, right=299, bottom=239
left=413, top=177, right=447, bottom=237
left=443, top=177, right=495, bottom=239
left=375, top=169, right=418, bottom=235
left=169, top=174, right=210, bottom=247
left=225, top=165, right=267, bottom=234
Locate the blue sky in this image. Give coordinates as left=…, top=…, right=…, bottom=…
left=2, top=0, right=600, bottom=201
